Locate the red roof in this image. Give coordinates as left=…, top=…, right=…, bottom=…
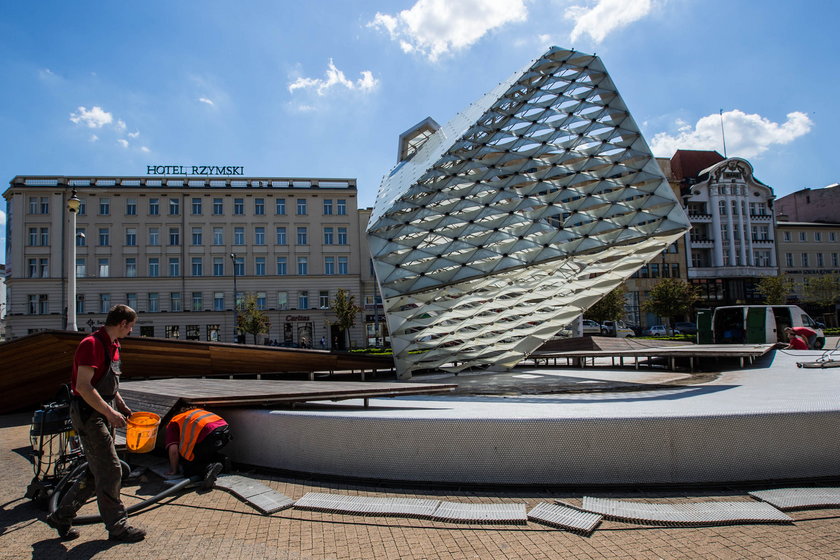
left=670, top=150, right=724, bottom=181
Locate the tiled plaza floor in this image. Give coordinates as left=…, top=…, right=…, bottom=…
left=3, top=408, right=840, bottom=560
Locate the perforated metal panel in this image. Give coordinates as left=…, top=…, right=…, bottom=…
left=367, top=47, right=690, bottom=378
left=528, top=502, right=602, bottom=533
left=749, top=488, right=840, bottom=510
left=294, top=492, right=440, bottom=519
left=581, top=497, right=792, bottom=525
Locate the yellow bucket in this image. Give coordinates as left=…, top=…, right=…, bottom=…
left=126, top=412, right=160, bottom=453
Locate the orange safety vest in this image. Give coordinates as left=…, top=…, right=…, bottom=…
left=170, top=408, right=224, bottom=461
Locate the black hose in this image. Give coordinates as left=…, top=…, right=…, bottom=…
left=48, top=460, right=195, bottom=524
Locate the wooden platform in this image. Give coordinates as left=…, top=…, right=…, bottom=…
left=0, top=330, right=394, bottom=413
left=120, top=377, right=457, bottom=425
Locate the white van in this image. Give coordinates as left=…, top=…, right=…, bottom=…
left=700, top=305, right=825, bottom=348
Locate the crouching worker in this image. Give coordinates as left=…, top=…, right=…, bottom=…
left=165, top=408, right=230, bottom=488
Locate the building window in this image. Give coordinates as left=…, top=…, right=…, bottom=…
left=338, top=256, right=348, bottom=275
left=833, top=253, right=839, bottom=267
left=149, top=293, right=159, bottom=312
left=234, top=257, right=245, bottom=276
left=99, top=198, right=110, bottom=215
left=276, top=226, right=287, bottom=245
left=297, top=199, right=307, bottom=215
left=125, top=228, right=137, bottom=246
left=815, top=232, right=823, bottom=242
left=28, top=295, right=36, bottom=314
left=324, top=256, right=335, bottom=275
left=213, top=257, right=224, bottom=276
left=276, top=257, right=287, bottom=275
left=276, top=198, right=286, bottom=215
left=126, top=199, right=137, bottom=215
left=207, top=324, right=220, bottom=342
left=297, top=256, right=308, bottom=275
left=192, top=198, right=202, bottom=215
left=234, top=198, right=244, bottom=215
left=255, top=226, right=265, bottom=245
left=785, top=253, right=794, bottom=267
left=213, top=198, right=224, bottom=215
left=149, top=227, right=160, bottom=246
left=165, top=325, right=180, bottom=339
left=192, top=292, right=203, bottom=311
left=830, top=232, right=837, bottom=242
left=213, top=227, right=223, bottom=245
left=99, top=293, right=110, bottom=313
left=783, top=231, right=791, bottom=242
left=297, top=227, right=308, bottom=245
left=255, top=257, right=266, bottom=276
left=323, top=227, right=334, bottom=245
left=319, top=290, right=329, bottom=309
left=817, top=253, right=824, bottom=267
left=191, top=257, right=203, bottom=276
left=98, top=258, right=110, bottom=278
left=337, top=227, right=348, bottom=245
left=98, top=228, right=109, bottom=246
left=214, top=292, right=224, bottom=311
left=27, top=259, right=37, bottom=278
left=800, top=231, right=807, bottom=242
left=255, top=198, right=265, bottom=215
left=149, top=198, right=160, bottom=215
left=169, top=257, right=180, bottom=277
left=126, top=258, right=137, bottom=277
left=337, top=199, right=347, bottom=215
left=169, top=198, right=180, bottom=215
left=802, top=253, right=809, bottom=267
left=323, top=199, right=333, bottom=215
left=76, top=257, right=86, bottom=278
left=256, top=292, right=266, bottom=310
left=192, top=227, right=202, bottom=245
left=76, top=294, right=85, bottom=314
left=234, top=227, right=245, bottom=245
left=169, top=227, right=180, bottom=246
left=76, top=228, right=86, bottom=246
left=277, top=291, right=288, bottom=310
left=235, top=291, right=244, bottom=311
left=298, top=291, right=309, bottom=310
left=149, top=258, right=160, bottom=277
left=126, top=293, right=137, bottom=310
left=170, top=292, right=182, bottom=312
left=78, top=200, right=86, bottom=215
left=186, top=325, right=200, bottom=340
left=39, top=227, right=49, bottom=246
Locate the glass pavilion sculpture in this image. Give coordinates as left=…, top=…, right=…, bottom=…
left=367, top=47, right=691, bottom=378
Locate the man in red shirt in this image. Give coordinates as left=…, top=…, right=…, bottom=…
left=784, top=327, right=809, bottom=350
left=788, top=326, right=817, bottom=349
left=164, top=408, right=230, bottom=488
left=46, top=305, right=146, bottom=542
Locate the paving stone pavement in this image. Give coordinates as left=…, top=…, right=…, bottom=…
left=3, top=410, right=840, bottom=560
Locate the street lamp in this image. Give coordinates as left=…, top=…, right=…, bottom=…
left=230, top=252, right=238, bottom=343
left=66, top=188, right=81, bottom=331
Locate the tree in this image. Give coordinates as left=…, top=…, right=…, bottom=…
left=803, top=274, right=840, bottom=308
left=587, top=285, right=627, bottom=324
left=330, top=289, right=362, bottom=349
left=756, top=276, right=794, bottom=305
left=642, top=278, right=698, bottom=334
left=237, top=293, right=271, bottom=344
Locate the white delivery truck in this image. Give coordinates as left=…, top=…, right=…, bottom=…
left=696, top=305, right=825, bottom=348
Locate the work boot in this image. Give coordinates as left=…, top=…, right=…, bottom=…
left=202, top=462, right=223, bottom=489
left=45, top=513, right=80, bottom=541
left=108, top=525, right=146, bottom=543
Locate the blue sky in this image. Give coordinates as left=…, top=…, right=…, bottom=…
left=1, top=0, right=838, bottom=256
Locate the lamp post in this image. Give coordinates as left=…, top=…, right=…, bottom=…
left=66, top=188, right=81, bottom=331
left=230, top=252, right=238, bottom=342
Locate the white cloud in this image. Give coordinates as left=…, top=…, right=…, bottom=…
left=566, top=0, right=654, bottom=43
left=128, top=130, right=140, bottom=138
left=649, top=110, right=814, bottom=159
left=117, top=139, right=129, bottom=148
left=199, top=97, right=215, bottom=106
left=288, top=59, right=378, bottom=96
left=0, top=210, right=6, bottom=226
left=69, top=106, right=113, bottom=128
left=369, top=0, right=527, bottom=61
left=140, top=146, right=150, bottom=153
left=89, top=134, right=99, bottom=142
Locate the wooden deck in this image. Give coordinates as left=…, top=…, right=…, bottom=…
left=0, top=330, right=394, bottom=413
left=119, top=378, right=457, bottom=439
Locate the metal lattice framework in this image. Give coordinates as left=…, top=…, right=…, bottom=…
left=367, top=47, right=690, bottom=378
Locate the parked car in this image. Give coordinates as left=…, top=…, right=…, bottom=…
left=674, top=321, right=697, bottom=335
left=644, top=325, right=680, bottom=337
left=600, top=320, right=635, bottom=338
left=581, top=319, right=601, bottom=336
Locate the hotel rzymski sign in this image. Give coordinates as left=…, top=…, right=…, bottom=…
left=146, top=165, right=245, bottom=176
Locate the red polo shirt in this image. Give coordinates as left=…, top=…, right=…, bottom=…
left=71, top=328, right=119, bottom=396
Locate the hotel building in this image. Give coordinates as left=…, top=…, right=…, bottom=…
left=4, top=175, right=383, bottom=348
